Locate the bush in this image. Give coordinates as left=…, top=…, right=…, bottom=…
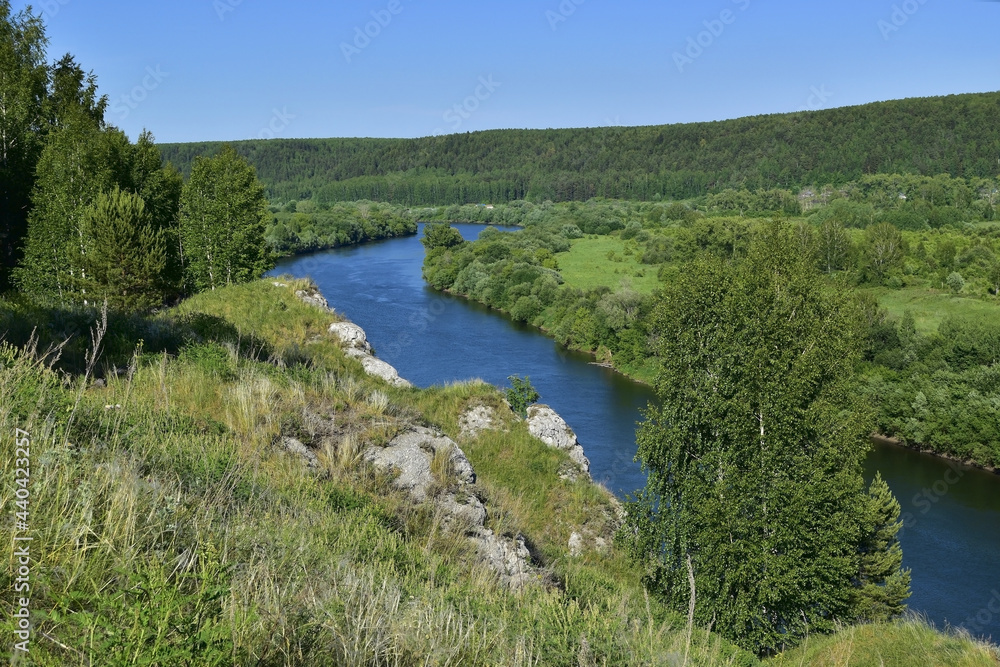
left=946, top=271, right=966, bottom=293
left=505, top=375, right=540, bottom=418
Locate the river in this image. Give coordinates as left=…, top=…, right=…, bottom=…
left=270, top=222, right=1000, bottom=642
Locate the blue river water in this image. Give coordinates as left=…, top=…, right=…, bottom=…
left=271, top=223, right=1000, bottom=642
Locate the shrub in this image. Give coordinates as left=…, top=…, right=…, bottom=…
left=505, top=375, right=540, bottom=418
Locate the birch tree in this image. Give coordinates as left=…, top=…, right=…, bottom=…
left=178, top=145, right=272, bottom=292
left=619, top=222, right=909, bottom=655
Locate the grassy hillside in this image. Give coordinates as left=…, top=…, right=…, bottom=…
left=2, top=281, right=997, bottom=664
left=158, top=91, right=1000, bottom=205
left=1, top=281, right=752, bottom=665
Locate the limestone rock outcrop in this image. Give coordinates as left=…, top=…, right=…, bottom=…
left=458, top=405, right=497, bottom=439
left=363, top=426, right=475, bottom=502
left=327, top=322, right=412, bottom=388
left=295, top=288, right=332, bottom=312
left=526, top=405, right=591, bottom=477
left=363, top=426, right=537, bottom=588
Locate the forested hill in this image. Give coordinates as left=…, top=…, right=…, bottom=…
left=159, top=91, right=1000, bottom=204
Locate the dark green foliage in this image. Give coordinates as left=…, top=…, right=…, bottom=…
left=505, top=374, right=539, bottom=418
left=178, top=145, right=272, bottom=292
left=13, top=115, right=134, bottom=301
left=265, top=200, right=416, bottom=255
left=0, top=2, right=48, bottom=289
left=13, top=115, right=181, bottom=309
left=853, top=474, right=911, bottom=623
left=0, top=5, right=110, bottom=291
left=76, top=187, right=168, bottom=313
left=619, top=224, right=909, bottom=654
left=863, top=222, right=905, bottom=283
left=862, top=312, right=1000, bottom=467
left=421, top=222, right=465, bottom=250
left=159, top=91, right=1000, bottom=205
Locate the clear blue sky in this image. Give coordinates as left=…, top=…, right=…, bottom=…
left=16, top=0, right=1000, bottom=143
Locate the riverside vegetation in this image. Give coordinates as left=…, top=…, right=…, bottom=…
left=420, top=194, right=1000, bottom=472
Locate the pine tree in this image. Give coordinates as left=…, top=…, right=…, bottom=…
left=178, top=145, right=272, bottom=292
left=130, top=131, right=183, bottom=297
left=75, top=186, right=166, bottom=313
left=852, top=473, right=911, bottom=622
left=13, top=112, right=131, bottom=302
left=619, top=222, right=909, bottom=655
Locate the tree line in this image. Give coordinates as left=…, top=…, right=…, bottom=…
left=159, top=90, right=1000, bottom=204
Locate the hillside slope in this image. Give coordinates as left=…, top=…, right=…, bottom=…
left=158, top=91, right=1000, bottom=204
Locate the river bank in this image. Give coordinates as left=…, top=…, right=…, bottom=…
left=270, top=222, right=1000, bottom=641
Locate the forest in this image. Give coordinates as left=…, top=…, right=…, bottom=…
left=159, top=90, right=1000, bottom=204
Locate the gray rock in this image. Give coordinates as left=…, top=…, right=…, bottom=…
left=526, top=405, right=591, bottom=476
left=568, top=531, right=584, bottom=557
left=282, top=436, right=319, bottom=469
left=294, top=288, right=332, bottom=312
left=459, top=405, right=496, bottom=439
left=364, top=425, right=538, bottom=589
left=328, top=322, right=372, bottom=353
left=363, top=426, right=473, bottom=502
left=438, top=492, right=487, bottom=530
left=471, top=529, right=534, bottom=589
left=357, top=354, right=412, bottom=388
left=331, top=323, right=412, bottom=387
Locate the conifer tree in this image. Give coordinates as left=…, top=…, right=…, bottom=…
left=852, top=473, right=911, bottom=622
left=178, top=145, right=272, bottom=292
left=13, top=112, right=130, bottom=302
left=76, top=186, right=166, bottom=313
left=0, top=1, right=48, bottom=289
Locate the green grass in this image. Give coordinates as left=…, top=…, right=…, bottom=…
left=770, top=616, right=999, bottom=666
left=3, top=279, right=996, bottom=665
left=1, top=281, right=755, bottom=665
left=868, top=286, right=1000, bottom=334
left=557, top=236, right=660, bottom=294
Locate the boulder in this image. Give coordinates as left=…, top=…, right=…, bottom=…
left=294, top=288, right=332, bottom=312
left=363, top=426, right=536, bottom=588
left=328, top=322, right=372, bottom=353
left=281, top=436, right=319, bottom=469
left=471, top=529, right=535, bottom=589
left=330, top=324, right=412, bottom=387
left=526, top=405, right=591, bottom=476
left=568, top=531, right=584, bottom=557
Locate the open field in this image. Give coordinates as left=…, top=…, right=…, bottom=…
left=870, top=286, right=1000, bottom=334
left=557, top=236, right=661, bottom=294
